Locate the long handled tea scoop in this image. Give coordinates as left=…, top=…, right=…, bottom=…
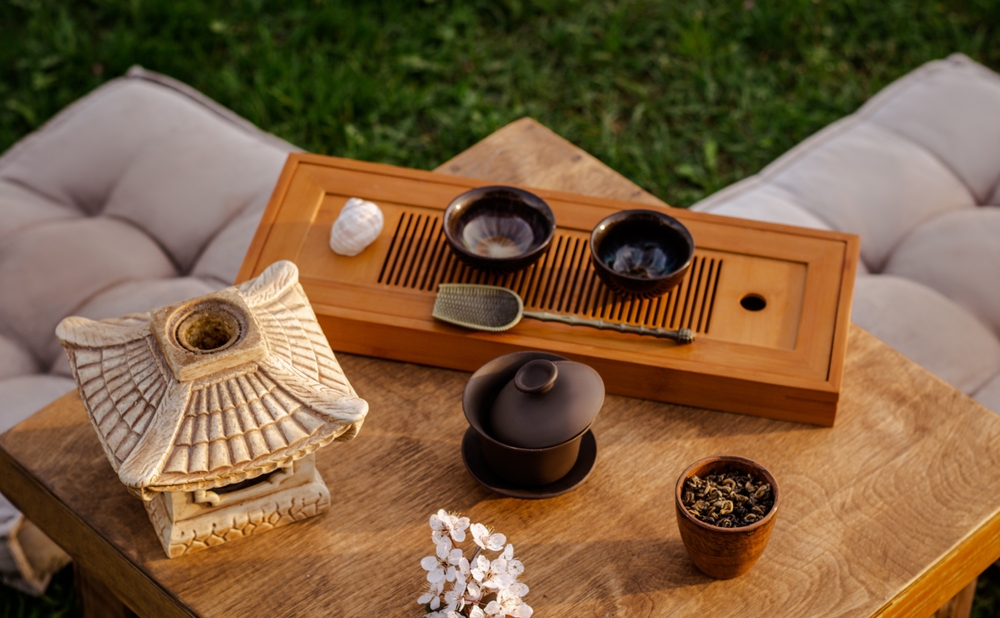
left=433, top=283, right=695, bottom=344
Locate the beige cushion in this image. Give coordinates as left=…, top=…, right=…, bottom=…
left=852, top=276, right=1000, bottom=395
left=865, top=58, right=1000, bottom=203
left=0, top=217, right=177, bottom=367
left=0, top=66, right=296, bottom=592
left=103, top=121, right=286, bottom=273
left=0, top=181, right=75, bottom=243
left=694, top=178, right=870, bottom=275
left=693, top=54, right=1000, bottom=413
left=0, top=334, right=38, bottom=380
left=973, top=374, right=1000, bottom=412
left=883, top=208, right=1000, bottom=337
left=0, top=66, right=295, bottom=391
left=767, top=121, right=974, bottom=272
left=0, top=376, right=76, bottom=434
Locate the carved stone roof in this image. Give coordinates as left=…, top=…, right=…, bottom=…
left=57, top=261, right=368, bottom=500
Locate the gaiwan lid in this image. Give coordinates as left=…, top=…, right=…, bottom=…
left=489, top=359, right=604, bottom=449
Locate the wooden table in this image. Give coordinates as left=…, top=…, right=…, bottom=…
left=2, top=119, right=1000, bottom=618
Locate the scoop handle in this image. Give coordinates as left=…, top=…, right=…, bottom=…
left=523, top=311, right=695, bottom=344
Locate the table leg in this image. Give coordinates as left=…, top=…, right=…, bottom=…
left=74, top=563, right=137, bottom=618
left=932, top=575, right=978, bottom=617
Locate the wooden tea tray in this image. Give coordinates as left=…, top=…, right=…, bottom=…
left=237, top=154, right=860, bottom=426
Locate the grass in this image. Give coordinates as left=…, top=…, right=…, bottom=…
left=1, top=0, right=1000, bottom=615
left=0, top=566, right=75, bottom=618
left=3, top=0, right=1000, bottom=206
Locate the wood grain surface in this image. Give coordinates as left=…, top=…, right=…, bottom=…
left=437, top=117, right=663, bottom=206
left=0, top=117, right=996, bottom=617
left=2, top=327, right=999, bottom=617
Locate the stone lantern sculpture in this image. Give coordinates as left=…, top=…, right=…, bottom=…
left=55, top=261, right=368, bottom=558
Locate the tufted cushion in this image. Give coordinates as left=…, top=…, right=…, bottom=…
left=864, top=57, right=1000, bottom=203
left=0, top=217, right=178, bottom=367
left=882, top=208, right=1000, bottom=337
left=0, top=66, right=297, bottom=592
left=694, top=53, right=1000, bottom=414
left=851, top=276, right=1000, bottom=395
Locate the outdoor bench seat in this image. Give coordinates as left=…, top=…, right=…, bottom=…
left=0, top=66, right=295, bottom=593
left=692, top=53, right=1000, bottom=414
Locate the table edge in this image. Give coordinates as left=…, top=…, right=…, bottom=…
left=0, top=442, right=196, bottom=618
left=874, top=504, right=1000, bottom=618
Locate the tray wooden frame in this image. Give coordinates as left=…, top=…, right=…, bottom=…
left=237, top=154, right=860, bottom=426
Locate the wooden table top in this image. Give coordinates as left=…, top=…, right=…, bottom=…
left=2, top=119, right=1000, bottom=618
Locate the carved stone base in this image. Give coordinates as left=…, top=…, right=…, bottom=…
left=144, top=454, right=330, bottom=558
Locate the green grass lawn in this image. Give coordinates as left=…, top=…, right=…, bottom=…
left=2, top=0, right=1000, bottom=616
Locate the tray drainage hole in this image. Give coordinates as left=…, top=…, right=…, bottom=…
left=740, top=294, right=767, bottom=312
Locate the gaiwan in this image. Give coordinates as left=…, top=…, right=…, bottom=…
left=55, top=260, right=368, bottom=558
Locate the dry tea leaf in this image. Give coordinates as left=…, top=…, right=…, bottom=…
left=681, top=469, right=774, bottom=528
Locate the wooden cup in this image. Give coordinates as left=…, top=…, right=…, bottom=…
left=674, top=455, right=780, bottom=579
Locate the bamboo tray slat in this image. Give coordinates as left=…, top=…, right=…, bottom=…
left=237, top=154, right=860, bottom=426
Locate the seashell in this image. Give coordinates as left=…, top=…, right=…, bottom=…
left=461, top=215, right=535, bottom=258
left=329, top=197, right=384, bottom=256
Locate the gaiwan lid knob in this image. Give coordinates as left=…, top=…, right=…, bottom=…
left=489, top=359, right=604, bottom=449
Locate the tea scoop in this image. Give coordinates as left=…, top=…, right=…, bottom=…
left=433, top=283, right=695, bottom=344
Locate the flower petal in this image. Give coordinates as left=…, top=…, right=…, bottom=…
left=508, top=559, right=524, bottom=576
left=436, top=539, right=452, bottom=559
left=421, top=556, right=439, bottom=571
left=428, top=568, right=445, bottom=583
left=487, top=533, right=506, bottom=550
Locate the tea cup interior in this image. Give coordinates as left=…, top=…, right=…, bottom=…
left=444, top=186, right=556, bottom=272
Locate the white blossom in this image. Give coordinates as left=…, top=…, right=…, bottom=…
left=431, top=509, right=471, bottom=544
left=420, top=511, right=528, bottom=617
left=418, top=579, right=444, bottom=611
left=470, top=523, right=506, bottom=551
left=465, top=580, right=483, bottom=601
left=471, top=554, right=514, bottom=591
left=421, top=537, right=459, bottom=583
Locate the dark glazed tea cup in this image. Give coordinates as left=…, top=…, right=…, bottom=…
left=590, top=209, right=695, bottom=298
left=463, top=351, right=599, bottom=486
left=444, top=186, right=556, bottom=273
left=674, top=455, right=781, bottom=579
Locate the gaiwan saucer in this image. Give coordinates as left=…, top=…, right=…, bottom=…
left=461, top=427, right=597, bottom=499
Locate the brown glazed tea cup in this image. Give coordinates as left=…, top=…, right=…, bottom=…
left=444, top=186, right=556, bottom=273
left=674, top=455, right=780, bottom=579
left=590, top=209, right=695, bottom=299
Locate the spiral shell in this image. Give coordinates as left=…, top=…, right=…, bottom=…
left=329, top=197, right=384, bottom=256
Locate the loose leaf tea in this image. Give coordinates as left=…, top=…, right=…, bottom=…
left=682, top=469, right=774, bottom=528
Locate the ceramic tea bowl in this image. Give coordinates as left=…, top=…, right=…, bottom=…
left=674, top=455, right=780, bottom=579
left=463, top=351, right=603, bottom=487
left=590, top=209, right=695, bottom=298
left=444, top=186, right=556, bottom=273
